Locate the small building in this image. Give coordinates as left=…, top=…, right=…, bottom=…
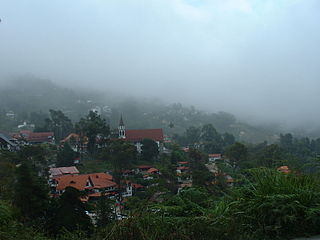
left=147, top=167, right=159, bottom=174
left=136, top=165, right=153, bottom=174
left=0, top=133, right=18, bottom=151
left=13, top=130, right=55, bottom=144
left=277, top=165, right=290, bottom=174
left=177, top=161, right=189, bottom=167
left=208, top=154, right=222, bottom=163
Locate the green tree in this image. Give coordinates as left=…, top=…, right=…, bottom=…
left=56, top=142, right=78, bottom=167
left=0, top=154, right=16, bottom=200
left=13, top=163, right=49, bottom=223
left=76, top=111, right=110, bottom=155
left=279, top=133, right=293, bottom=151
left=200, top=124, right=225, bottom=154
left=257, top=144, right=286, bottom=168
left=104, top=140, right=137, bottom=185
left=223, top=132, right=236, bottom=146
left=141, top=139, right=159, bottom=162
left=170, top=150, right=186, bottom=164
left=201, top=124, right=220, bottom=142
left=37, top=109, right=74, bottom=143
left=225, top=142, right=248, bottom=168
left=50, top=187, right=93, bottom=235
left=96, top=193, right=114, bottom=227
left=185, top=126, right=201, bottom=147
left=189, top=148, right=213, bottom=187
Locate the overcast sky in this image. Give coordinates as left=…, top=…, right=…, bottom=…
left=1, top=0, right=320, bottom=127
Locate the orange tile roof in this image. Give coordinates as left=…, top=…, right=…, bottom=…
left=54, top=173, right=115, bottom=191
left=178, top=161, right=189, bottom=165
left=277, top=165, right=290, bottom=174
left=55, top=174, right=89, bottom=191
left=88, top=173, right=115, bottom=189
left=147, top=168, right=159, bottom=174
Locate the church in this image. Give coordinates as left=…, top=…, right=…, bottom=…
left=118, top=116, right=164, bottom=152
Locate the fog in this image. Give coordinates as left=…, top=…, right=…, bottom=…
left=1, top=0, right=320, bottom=129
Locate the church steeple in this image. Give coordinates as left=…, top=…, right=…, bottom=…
left=118, top=115, right=126, bottom=139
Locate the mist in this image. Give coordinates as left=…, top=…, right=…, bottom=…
left=1, top=0, right=320, bottom=130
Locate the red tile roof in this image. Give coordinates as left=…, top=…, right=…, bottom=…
left=54, top=173, right=115, bottom=191
left=89, top=173, right=115, bottom=189
left=126, top=129, right=164, bottom=142
left=55, top=174, right=89, bottom=191
left=27, top=132, right=54, bottom=143
left=147, top=168, right=159, bottom=174
left=277, top=166, right=290, bottom=174
left=137, top=165, right=152, bottom=169
left=208, top=154, right=222, bottom=158
left=178, top=161, right=189, bottom=165
left=132, top=183, right=144, bottom=189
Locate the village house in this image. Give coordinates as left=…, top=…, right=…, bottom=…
left=176, top=161, right=192, bottom=185
left=135, top=165, right=153, bottom=174
left=51, top=172, right=116, bottom=198
left=50, top=171, right=141, bottom=201
left=277, top=165, right=290, bottom=174
left=12, top=130, right=55, bottom=145
left=208, top=154, right=222, bottom=163
left=0, top=133, right=18, bottom=151
left=118, top=116, right=164, bottom=153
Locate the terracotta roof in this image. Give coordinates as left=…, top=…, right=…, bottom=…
left=178, top=161, right=189, bottom=165
left=132, top=183, right=144, bottom=189
left=49, top=166, right=79, bottom=177
left=54, top=173, right=115, bottom=191
left=61, top=133, right=80, bottom=143
left=26, top=132, right=54, bottom=143
left=180, top=183, right=192, bottom=188
left=88, top=192, right=102, bottom=198
left=55, top=174, right=89, bottom=191
left=137, top=165, right=152, bottom=169
left=89, top=173, right=115, bottom=189
left=147, top=168, right=159, bottom=174
left=208, top=154, right=222, bottom=158
left=277, top=166, right=290, bottom=174
left=125, top=129, right=164, bottom=142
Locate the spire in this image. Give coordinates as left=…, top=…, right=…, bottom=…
left=118, top=114, right=126, bottom=139
left=119, top=114, right=124, bottom=127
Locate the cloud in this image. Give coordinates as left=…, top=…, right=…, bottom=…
left=173, top=0, right=210, bottom=22
left=224, top=0, right=253, bottom=13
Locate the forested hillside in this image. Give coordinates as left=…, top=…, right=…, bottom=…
left=0, top=77, right=286, bottom=143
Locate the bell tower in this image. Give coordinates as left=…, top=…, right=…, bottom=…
left=118, top=115, right=126, bottom=139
